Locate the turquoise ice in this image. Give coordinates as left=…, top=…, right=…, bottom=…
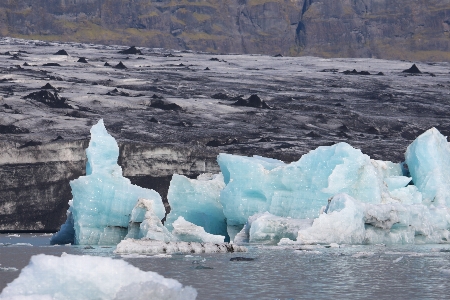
left=70, top=120, right=165, bottom=245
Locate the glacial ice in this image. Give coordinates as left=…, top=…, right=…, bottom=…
left=218, top=143, right=403, bottom=227
left=165, top=173, right=227, bottom=238
left=0, top=253, right=197, bottom=300
left=172, top=216, right=225, bottom=243
left=54, top=120, right=165, bottom=245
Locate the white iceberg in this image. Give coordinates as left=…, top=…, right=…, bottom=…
left=0, top=253, right=197, bottom=300
left=172, top=216, right=225, bottom=244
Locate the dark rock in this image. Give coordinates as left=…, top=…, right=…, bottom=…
left=211, top=93, right=230, bottom=100
left=402, top=64, right=421, bottom=74
left=114, top=61, right=127, bottom=69
left=194, top=265, right=214, bottom=269
left=104, top=62, right=111, bottom=67
left=151, top=94, right=164, bottom=99
left=206, top=138, right=238, bottom=147
left=176, top=121, right=193, bottom=127
left=150, top=99, right=182, bottom=111
left=118, top=46, right=142, bottom=55
left=52, top=135, right=64, bottom=141
left=366, top=126, right=380, bottom=134
left=40, top=83, right=56, bottom=90
left=209, top=57, right=220, bottom=61
left=54, top=49, right=68, bottom=55
left=232, top=94, right=272, bottom=109
left=77, top=57, right=88, bottom=63
left=43, top=63, right=61, bottom=67
left=273, top=54, right=283, bottom=57
left=2, top=104, right=12, bottom=109
left=377, top=72, right=385, bottom=76
left=230, top=257, right=255, bottom=261
left=258, top=137, right=273, bottom=142
left=65, top=111, right=85, bottom=118
left=0, top=124, right=29, bottom=134
left=150, top=117, right=160, bottom=123
left=24, top=90, right=72, bottom=108
left=338, top=124, right=349, bottom=131
left=106, top=88, right=130, bottom=97
left=320, top=69, right=339, bottom=73
left=18, top=141, right=42, bottom=149
left=343, top=69, right=371, bottom=75
left=205, top=67, right=210, bottom=70
left=178, top=63, right=185, bottom=66
left=306, top=131, right=321, bottom=138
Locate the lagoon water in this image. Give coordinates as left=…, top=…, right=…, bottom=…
left=1, top=234, right=449, bottom=299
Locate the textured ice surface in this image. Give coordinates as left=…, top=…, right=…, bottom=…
left=115, top=238, right=246, bottom=255
left=165, top=173, right=227, bottom=237
left=0, top=253, right=197, bottom=300
left=218, top=143, right=403, bottom=227
left=405, top=127, right=450, bottom=206
left=126, top=199, right=175, bottom=242
left=234, top=212, right=313, bottom=244
left=69, top=120, right=165, bottom=245
left=172, top=217, right=225, bottom=243
left=50, top=200, right=75, bottom=245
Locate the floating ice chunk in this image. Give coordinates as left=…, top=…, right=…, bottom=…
left=384, top=176, right=412, bottom=191
left=234, top=212, right=313, bottom=244
left=218, top=143, right=401, bottom=228
left=172, top=217, right=225, bottom=243
left=115, top=238, right=246, bottom=255
left=0, top=267, right=18, bottom=272
left=297, top=194, right=366, bottom=245
left=0, top=253, right=197, bottom=300
left=165, top=173, right=227, bottom=238
left=126, top=199, right=175, bottom=242
left=50, top=200, right=75, bottom=245
left=405, top=127, right=450, bottom=206
left=69, top=120, right=165, bottom=245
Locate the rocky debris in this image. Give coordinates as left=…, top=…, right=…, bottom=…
left=18, top=140, right=42, bottom=148
left=24, top=90, right=72, bottom=108
left=106, top=88, right=130, bottom=97
left=150, top=99, right=182, bottom=111
left=52, top=135, right=64, bottom=141
left=43, top=63, right=61, bottom=67
left=114, top=61, right=127, bottom=69
left=206, top=138, right=238, bottom=147
left=209, top=57, right=220, bottom=61
left=40, top=83, right=56, bottom=90
left=342, top=69, right=371, bottom=75
left=77, top=57, right=88, bottom=63
left=320, top=69, right=339, bottom=73
left=204, top=67, right=210, bottom=70
left=22, top=62, right=30, bottom=66
left=150, top=117, right=160, bottom=124
left=151, top=94, right=164, bottom=99
left=2, top=103, right=12, bottom=109
left=232, top=94, right=272, bottom=109
left=65, top=110, right=86, bottom=118
left=104, top=62, right=111, bottom=67
left=366, top=126, right=380, bottom=134
left=53, top=49, right=68, bottom=55
left=211, top=92, right=230, bottom=100
left=402, top=64, right=421, bottom=74
left=377, top=72, right=385, bottom=76
left=118, top=46, right=142, bottom=55
left=230, top=257, right=254, bottom=261
left=0, top=124, right=29, bottom=134
left=273, top=54, right=283, bottom=57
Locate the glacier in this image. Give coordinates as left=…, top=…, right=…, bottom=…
left=0, top=253, right=197, bottom=300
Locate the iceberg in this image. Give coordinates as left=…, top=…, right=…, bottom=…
left=0, top=253, right=197, bottom=300
left=53, top=120, right=165, bottom=245
left=218, top=143, right=403, bottom=228
left=172, top=216, right=225, bottom=243
left=165, top=173, right=227, bottom=238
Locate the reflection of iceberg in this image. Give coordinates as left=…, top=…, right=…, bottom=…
left=0, top=253, right=197, bottom=300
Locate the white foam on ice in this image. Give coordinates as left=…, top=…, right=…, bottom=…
left=0, top=253, right=197, bottom=300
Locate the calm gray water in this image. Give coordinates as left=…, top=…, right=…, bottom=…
left=1, top=234, right=450, bottom=299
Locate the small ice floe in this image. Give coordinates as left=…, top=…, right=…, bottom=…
left=14, top=243, right=33, bottom=246
left=6, top=234, right=20, bottom=237
left=393, top=256, right=404, bottom=263
left=352, top=252, right=375, bottom=258
left=0, top=267, right=19, bottom=272
left=115, top=238, right=247, bottom=255
left=294, top=250, right=322, bottom=255
left=41, top=233, right=54, bottom=236
left=439, top=268, right=450, bottom=276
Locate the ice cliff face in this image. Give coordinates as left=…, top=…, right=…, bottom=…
left=1, top=0, right=450, bottom=60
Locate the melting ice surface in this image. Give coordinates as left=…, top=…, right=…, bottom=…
left=0, top=253, right=196, bottom=300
